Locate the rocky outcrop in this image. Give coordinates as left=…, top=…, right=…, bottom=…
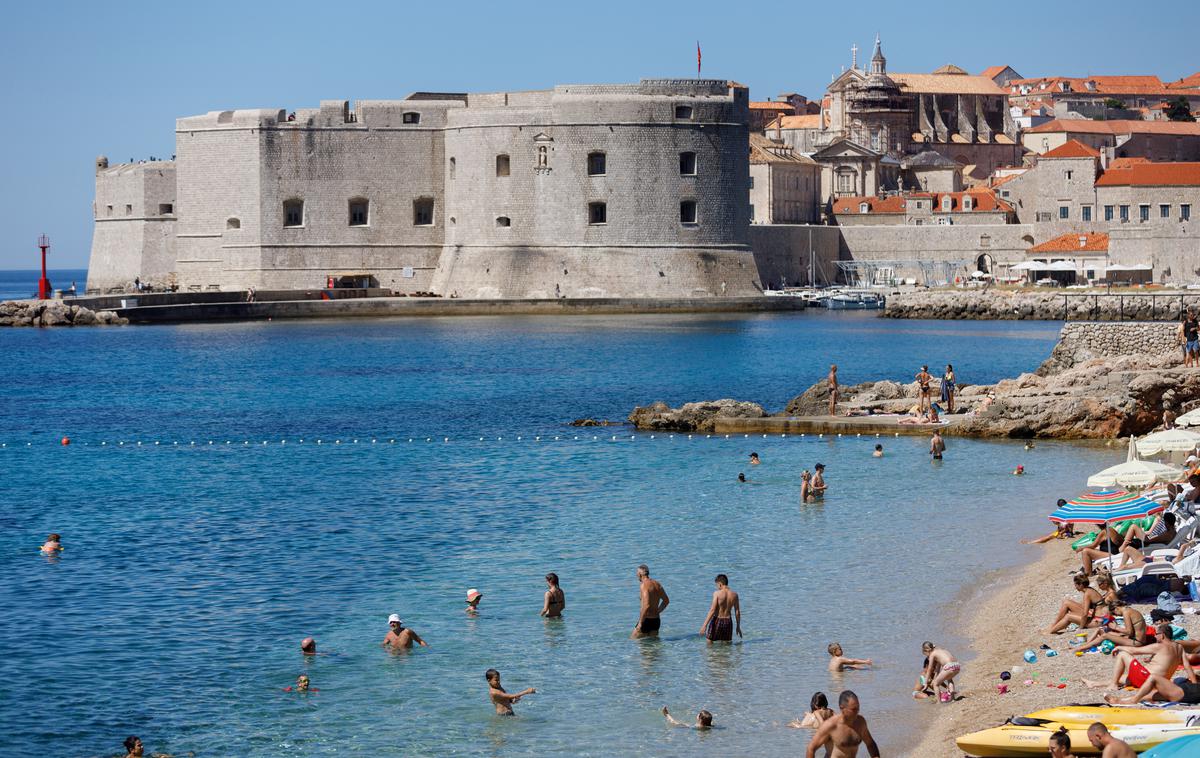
left=628, top=399, right=767, bottom=432
left=0, top=300, right=127, bottom=327
left=569, top=418, right=623, bottom=427
left=883, top=290, right=1200, bottom=321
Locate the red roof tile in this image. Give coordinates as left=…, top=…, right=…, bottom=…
left=1028, top=232, right=1109, bottom=253
left=749, top=101, right=796, bottom=111
left=832, top=189, right=1013, bottom=215
left=1026, top=119, right=1200, bottom=136
left=1040, top=139, right=1101, bottom=159
left=980, top=65, right=1009, bottom=79
left=1167, top=72, right=1200, bottom=90
left=1009, top=76, right=1171, bottom=97
left=1096, top=162, right=1200, bottom=187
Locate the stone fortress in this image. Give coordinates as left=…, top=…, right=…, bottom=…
left=87, top=80, right=761, bottom=298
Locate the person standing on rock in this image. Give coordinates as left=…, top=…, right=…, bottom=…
left=828, top=365, right=840, bottom=416
left=1180, top=309, right=1200, bottom=368
left=941, top=365, right=956, bottom=414
left=915, top=366, right=933, bottom=413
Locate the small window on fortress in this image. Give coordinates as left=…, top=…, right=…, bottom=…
left=413, top=198, right=435, bottom=226
left=106, top=205, right=113, bottom=217
left=587, top=152, right=606, bottom=176
left=680, top=200, right=698, bottom=224
left=679, top=152, right=697, bottom=176
left=496, top=154, right=510, bottom=177
left=588, top=202, right=607, bottom=225
left=349, top=199, right=369, bottom=226
left=227, top=218, right=241, bottom=230
left=496, top=216, right=511, bottom=227
left=125, top=204, right=133, bottom=216
left=159, top=204, right=173, bottom=215
left=674, top=105, right=694, bottom=119
left=449, top=157, right=456, bottom=179
left=283, top=199, right=304, bottom=227
left=402, top=112, right=420, bottom=124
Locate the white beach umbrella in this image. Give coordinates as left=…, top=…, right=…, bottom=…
left=1010, top=261, right=1044, bottom=271
left=1088, top=437, right=1184, bottom=489
left=1175, top=408, right=1200, bottom=428
left=1136, top=428, right=1200, bottom=456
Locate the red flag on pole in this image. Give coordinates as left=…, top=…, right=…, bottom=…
left=697, top=42, right=702, bottom=76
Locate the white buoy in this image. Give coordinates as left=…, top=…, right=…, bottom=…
left=554, top=436, right=560, bottom=441
left=818, top=434, right=823, bottom=438
left=137, top=441, right=142, bottom=446
left=895, top=432, right=900, bottom=437
left=837, top=433, right=842, bottom=438
left=688, top=434, right=693, bottom=439
left=535, top=436, right=541, bottom=441
left=517, top=436, right=522, bottom=441
left=119, top=441, right=124, bottom=446
left=856, top=433, right=861, bottom=437
left=444, top=437, right=449, bottom=443
left=650, top=435, right=655, bottom=439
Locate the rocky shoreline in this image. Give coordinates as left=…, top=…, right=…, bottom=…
left=628, top=328, right=1199, bottom=440
left=883, top=289, right=1200, bottom=321
left=0, top=300, right=127, bottom=327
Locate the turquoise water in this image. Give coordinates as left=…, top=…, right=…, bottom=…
left=0, top=313, right=1120, bottom=756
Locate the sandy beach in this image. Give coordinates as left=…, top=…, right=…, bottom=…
left=911, top=541, right=1200, bottom=756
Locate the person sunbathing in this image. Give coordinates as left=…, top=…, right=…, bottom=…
left=1120, top=513, right=1177, bottom=551
left=1023, top=512, right=1075, bottom=545
left=1081, top=601, right=1148, bottom=649
left=1114, top=538, right=1198, bottom=572
left=1085, top=623, right=1187, bottom=690
left=1047, top=575, right=1102, bottom=634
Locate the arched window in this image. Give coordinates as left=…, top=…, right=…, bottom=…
left=587, top=152, right=606, bottom=176
left=859, top=202, right=869, bottom=214
left=349, top=198, right=369, bottom=226
left=449, top=157, right=456, bottom=179
left=496, top=154, right=510, bottom=177
left=283, top=199, right=304, bottom=227
left=226, top=217, right=241, bottom=230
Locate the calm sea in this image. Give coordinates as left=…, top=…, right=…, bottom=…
left=0, top=312, right=1118, bottom=756
left=0, top=268, right=90, bottom=300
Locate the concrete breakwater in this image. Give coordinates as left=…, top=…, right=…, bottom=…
left=883, top=290, right=1200, bottom=321
left=628, top=321, right=1197, bottom=440
left=0, top=300, right=127, bottom=327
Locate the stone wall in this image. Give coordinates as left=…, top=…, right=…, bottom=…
left=884, top=290, right=1200, bottom=320
left=87, top=161, right=177, bottom=292
left=1038, top=321, right=1179, bottom=374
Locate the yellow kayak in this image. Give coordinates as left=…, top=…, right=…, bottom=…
left=956, top=720, right=1200, bottom=756
left=1026, top=705, right=1200, bottom=726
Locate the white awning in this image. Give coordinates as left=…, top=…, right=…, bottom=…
left=1011, top=261, right=1045, bottom=271
left=1105, top=264, right=1153, bottom=272
left=1045, top=261, right=1077, bottom=271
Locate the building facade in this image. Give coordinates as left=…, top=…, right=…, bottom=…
left=748, top=134, right=820, bottom=224
left=89, top=80, right=761, bottom=299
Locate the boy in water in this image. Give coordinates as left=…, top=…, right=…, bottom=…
left=486, top=669, right=535, bottom=715
left=41, top=533, right=63, bottom=553
left=827, top=642, right=873, bottom=672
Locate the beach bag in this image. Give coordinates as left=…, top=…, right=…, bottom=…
left=1127, top=658, right=1151, bottom=688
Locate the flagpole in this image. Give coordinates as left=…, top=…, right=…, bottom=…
left=697, top=41, right=701, bottom=77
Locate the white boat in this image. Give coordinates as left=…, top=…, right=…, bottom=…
left=821, top=290, right=885, bottom=310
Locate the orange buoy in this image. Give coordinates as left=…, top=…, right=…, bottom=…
left=61, top=437, right=70, bottom=446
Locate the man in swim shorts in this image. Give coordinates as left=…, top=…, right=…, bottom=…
left=1090, top=623, right=1189, bottom=692
left=382, top=614, right=428, bottom=649
left=930, top=430, right=945, bottom=461
left=806, top=690, right=880, bottom=758
left=633, top=564, right=670, bottom=638
left=700, top=574, right=741, bottom=643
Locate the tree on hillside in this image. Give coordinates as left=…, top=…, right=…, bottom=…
left=1104, top=98, right=1126, bottom=110
left=1166, top=97, right=1196, bottom=122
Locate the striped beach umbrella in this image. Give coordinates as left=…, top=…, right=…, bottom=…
left=1049, top=489, right=1165, bottom=525
left=1141, top=734, right=1200, bottom=757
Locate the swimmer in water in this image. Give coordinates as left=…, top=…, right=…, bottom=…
left=789, top=692, right=835, bottom=756
left=382, top=614, right=428, bottom=649
left=1014, top=465, right=1025, bottom=476
left=466, top=588, right=482, bottom=613
left=749, top=452, right=760, bottom=465
left=122, top=736, right=172, bottom=758
left=300, top=637, right=316, bottom=655
left=41, top=533, right=63, bottom=553
left=827, top=642, right=873, bottom=672
left=486, top=668, right=535, bottom=715
left=873, top=444, right=883, bottom=458
left=662, top=706, right=713, bottom=729
left=632, top=564, right=670, bottom=638
left=540, top=572, right=565, bottom=618
left=805, top=690, right=879, bottom=758
left=738, top=472, right=747, bottom=483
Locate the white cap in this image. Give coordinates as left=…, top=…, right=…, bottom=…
left=1187, top=455, right=1199, bottom=464
left=387, top=613, right=402, bottom=624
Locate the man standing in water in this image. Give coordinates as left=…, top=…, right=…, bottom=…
left=382, top=614, right=428, bottom=649
left=915, top=365, right=933, bottom=413
left=699, top=574, right=741, bottom=643
left=633, top=564, right=670, bottom=638
left=806, top=690, right=880, bottom=758
left=828, top=364, right=840, bottom=416
left=930, top=430, right=946, bottom=461
left=812, top=463, right=828, bottom=498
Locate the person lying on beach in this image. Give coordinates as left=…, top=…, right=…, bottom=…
left=540, top=572, right=565, bottom=618
left=1102, top=653, right=1200, bottom=706
left=1086, top=723, right=1137, bottom=758
left=788, top=692, right=834, bottom=756
left=382, top=614, right=428, bottom=649
left=1022, top=513, right=1076, bottom=544
left=40, top=533, right=63, bottom=553
left=661, top=706, right=713, bottom=729
left=1113, top=537, right=1198, bottom=572
left=920, top=642, right=961, bottom=701
left=1048, top=727, right=1077, bottom=758
left=1084, top=623, right=1187, bottom=690
left=1081, top=601, right=1148, bottom=649
left=486, top=669, right=535, bottom=715
left=1047, top=575, right=1103, bottom=634
left=827, top=642, right=872, bottom=671
left=805, top=690, right=880, bottom=758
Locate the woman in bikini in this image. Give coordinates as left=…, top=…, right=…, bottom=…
left=941, top=365, right=956, bottom=414
left=788, top=692, right=834, bottom=756
left=800, top=470, right=814, bottom=503
left=540, top=572, right=565, bottom=618
left=1082, top=600, right=1148, bottom=649
left=1047, top=574, right=1103, bottom=634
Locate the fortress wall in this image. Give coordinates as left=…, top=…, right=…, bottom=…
left=748, top=225, right=842, bottom=289
left=86, top=162, right=177, bottom=292
left=836, top=223, right=1034, bottom=267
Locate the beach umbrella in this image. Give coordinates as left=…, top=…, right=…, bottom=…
left=1176, top=408, right=1200, bottom=428
left=1049, top=489, right=1165, bottom=525
left=1087, top=438, right=1184, bottom=489
left=1141, top=734, right=1200, bottom=757
left=1136, top=428, right=1200, bottom=456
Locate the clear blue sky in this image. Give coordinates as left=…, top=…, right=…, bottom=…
left=0, top=0, right=1196, bottom=268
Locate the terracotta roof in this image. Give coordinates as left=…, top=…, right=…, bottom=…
left=769, top=114, right=822, bottom=130
left=1107, top=157, right=1151, bottom=169
left=980, top=65, right=1011, bottom=79
left=1096, top=162, right=1200, bottom=187
left=749, top=101, right=796, bottom=111
left=832, top=188, right=1012, bottom=215
left=990, top=171, right=1026, bottom=188
left=932, top=64, right=968, bottom=75
left=749, top=133, right=817, bottom=165
left=890, top=72, right=1005, bottom=96
left=1040, top=139, right=1101, bottom=159
left=1009, top=76, right=1171, bottom=97
left=1167, top=72, right=1200, bottom=90
left=1026, top=119, right=1200, bottom=136
left=1028, top=232, right=1109, bottom=253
